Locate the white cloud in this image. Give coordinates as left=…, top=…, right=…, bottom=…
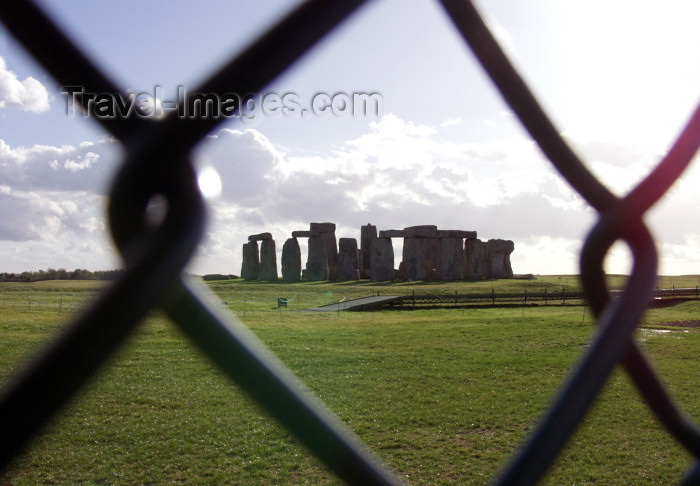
left=0, top=138, right=120, bottom=272
left=2, top=112, right=699, bottom=277
left=560, top=134, right=665, bottom=196
left=511, top=236, right=582, bottom=276
left=0, top=57, right=50, bottom=113
left=440, top=118, right=462, bottom=128
left=659, top=235, right=700, bottom=276
left=0, top=187, right=105, bottom=241
left=196, top=128, right=283, bottom=203
left=0, top=138, right=120, bottom=193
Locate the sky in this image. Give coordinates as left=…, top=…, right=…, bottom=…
left=1, top=0, right=700, bottom=276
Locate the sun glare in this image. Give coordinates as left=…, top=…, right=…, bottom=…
left=197, top=166, right=222, bottom=199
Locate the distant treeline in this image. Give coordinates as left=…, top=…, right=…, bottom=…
left=0, top=268, right=126, bottom=282
left=202, top=274, right=239, bottom=281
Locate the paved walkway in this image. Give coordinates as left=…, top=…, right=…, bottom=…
left=305, top=295, right=402, bottom=312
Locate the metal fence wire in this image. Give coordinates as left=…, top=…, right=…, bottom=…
left=1, top=1, right=700, bottom=484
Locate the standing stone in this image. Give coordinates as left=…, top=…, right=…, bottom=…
left=402, top=238, right=416, bottom=281
left=401, top=226, right=439, bottom=281
left=281, top=238, right=301, bottom=282
left=337, top=238, right=359, bottom=281
left=403, top=237, right=437, bottom=281
left=259, top=239, right=278, bottom=281
left=397, top=261, right=406, bottom=280
left=487, top=239, right=514, bottom=279
left=370, top=237, right=395, bottom=281
left=310, top=222, right=337, bottom=281
left=426, top=238, right=440, bottom=277
left=360, top=223, right=377, bottom=278
left=464, top=238, right=487, bottom=280
left=436, top=237, right=466, bottom=280
left=241, top=241, right=260, bottom=281
left=425, top=262, right=435, bottom=281
left=306, top=235, right=328, bottom=281
left=402, top=238, right=422, bottom=281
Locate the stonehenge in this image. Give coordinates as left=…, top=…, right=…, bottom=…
left=240, top=222, right=514, bottom=282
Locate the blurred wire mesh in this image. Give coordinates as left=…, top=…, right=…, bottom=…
left=1, top=1, right=700, bottom=484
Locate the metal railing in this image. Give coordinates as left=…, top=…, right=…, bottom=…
left=1, top=1, right=699, bottom=484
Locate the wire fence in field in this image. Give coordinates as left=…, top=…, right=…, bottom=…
left=0, top=292, right=95, bottom=315
left=1, top=1, right=700, bottom=485
left=3, top=285, right=696, bottom=320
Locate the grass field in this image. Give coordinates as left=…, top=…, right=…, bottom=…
left=1, top=276, right=700, bottom=484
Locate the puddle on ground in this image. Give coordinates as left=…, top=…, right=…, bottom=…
left=639, top=328, right=688, bottom=338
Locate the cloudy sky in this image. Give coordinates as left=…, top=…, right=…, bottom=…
left=1, top=0, right=700, bottom=276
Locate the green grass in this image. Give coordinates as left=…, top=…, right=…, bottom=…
left=1, top=277, right=699, bottom=484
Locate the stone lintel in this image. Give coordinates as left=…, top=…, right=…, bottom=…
left=291, top=230, right=319, bottom=238
left=436, top=230, right=477, bottom=239
left=403, top=225, right=438, bottom=238
left=309, top=222, right=336, bottom=233
left=378, top=229, right=405, bottom=238
left=248, top=232, right=272, bottom=241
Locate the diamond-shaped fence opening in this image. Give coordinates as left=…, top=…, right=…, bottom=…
left=1, top=1, right=700, bottom=484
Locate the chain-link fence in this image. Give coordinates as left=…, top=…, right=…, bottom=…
left=1, top=1, right=700, bottom=484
